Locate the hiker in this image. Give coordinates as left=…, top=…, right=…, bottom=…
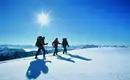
left=52, top=38, right=60, bottom=56
left=62, top=38, right=69, bottom=54
left=35, top=36, right=48, bottom=59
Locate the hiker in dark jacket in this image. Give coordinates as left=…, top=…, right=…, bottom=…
left=52, top=38, right=60, bottom=56
left=35, top=36, right=48, bottom=59
left=62, top=38, right=69, bottom=54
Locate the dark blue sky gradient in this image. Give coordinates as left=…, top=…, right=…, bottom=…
left=0, top=0, right=130, bottom=45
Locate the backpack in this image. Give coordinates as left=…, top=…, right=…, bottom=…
left=35, top=36, right=42, bottom=47
left=62, top=38, right=68, bottom=47
left=52, top=40, right=59, bottom=48
left=35, top=40, right=39, bottom=47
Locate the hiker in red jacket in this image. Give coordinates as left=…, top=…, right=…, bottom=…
left=35, top=36, right=48, bottom=59
left=52, top=38, right=61, bottom=56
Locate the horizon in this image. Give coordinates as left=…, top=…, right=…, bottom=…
left=0, top=44, right=130, bottom=47
left=0, top=0, right=130, bottom=45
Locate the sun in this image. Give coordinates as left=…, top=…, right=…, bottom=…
left=37, top=11, right=50, bottom=27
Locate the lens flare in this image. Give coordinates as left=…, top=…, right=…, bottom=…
left=37, top=11, right=50, bottom=27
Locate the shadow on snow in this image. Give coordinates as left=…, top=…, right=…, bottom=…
left=67, top=53, right=92, bottom=61
left=57, top=55, right=75, bottom=63
left=56, top=53, right=92, bottom=63
left=26, top=59, right=51, bottom=80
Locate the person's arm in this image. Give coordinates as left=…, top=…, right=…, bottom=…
left=58, top=41, right=61, bottom=44
left=42, top=40, right=48, bottom=45
left=45, top=43, right=48, bottom=45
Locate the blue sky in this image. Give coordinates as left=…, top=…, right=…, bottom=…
left=0, top=0, right=130, bottom=45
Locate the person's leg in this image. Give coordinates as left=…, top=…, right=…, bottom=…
left=65, top=47, right=67, bottom=53
left=55, top=47, right=58, bottom=55
left=53, top=48, right=56, bottom=56
left=63, top=47, right=65, bottom=54
left=63, top=48, right=65, bottom=54
left=42, top=47, right=46, bottom=59
left=35, top=47, right=41, bottom=59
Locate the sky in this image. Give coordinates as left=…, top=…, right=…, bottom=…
left=0, top=0, right=130, bottom=45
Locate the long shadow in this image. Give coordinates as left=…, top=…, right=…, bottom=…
left=57, top=55, right=75, bottom=63
left=67, top=53, right=92, bottom=61
left=26, top=59, right=51, bottom=80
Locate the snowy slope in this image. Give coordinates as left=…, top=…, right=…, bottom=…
left=0, top=48, right=130, bottom=80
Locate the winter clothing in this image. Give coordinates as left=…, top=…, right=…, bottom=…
left=35, top=36, right=47, bottom=59
left=62, top=38, right=69, bottom=54
left=52, top=38, right=60, bottom=56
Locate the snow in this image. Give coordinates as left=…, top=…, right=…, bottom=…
left=23, top=48, right=37, bottom=52
left=0, top=48, right=130, bottom=80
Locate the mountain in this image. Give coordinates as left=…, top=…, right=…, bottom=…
left=0, top=45, right=77, bottom=61
left=0, top=44, right=129, bottom=61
